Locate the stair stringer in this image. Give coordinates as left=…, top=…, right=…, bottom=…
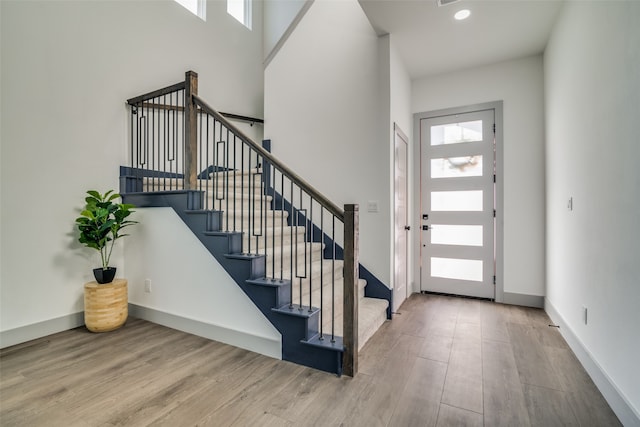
left=121, top=190, right=344, bottom=375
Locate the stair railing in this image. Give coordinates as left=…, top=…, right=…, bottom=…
left=125, top=71, right=360, bottom=376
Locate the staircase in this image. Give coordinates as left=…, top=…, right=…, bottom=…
left=121, top=71, right=390, bottom=376
left=138, top=173, right=389, bottom=345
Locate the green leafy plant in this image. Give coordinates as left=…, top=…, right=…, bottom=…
left=75, top=190, right=137, bottom=270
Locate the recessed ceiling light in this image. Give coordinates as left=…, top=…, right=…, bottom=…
left=454, top=9, right=471, bottom=20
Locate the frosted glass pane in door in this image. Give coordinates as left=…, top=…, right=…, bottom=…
left=431, top=156, right=483, bottom=178
left=431, top=120, right=482, bottom=146
left=431, top=257, right=483, bottom=282
left=431, top=191, right=483, bottom=211
left=431, top=225, right=483, bottom=246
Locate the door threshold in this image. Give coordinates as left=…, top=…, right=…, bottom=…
left=419, top=290, right=494, bottom=302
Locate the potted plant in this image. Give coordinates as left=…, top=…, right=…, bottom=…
left=75, top=190, right=137, bottom=283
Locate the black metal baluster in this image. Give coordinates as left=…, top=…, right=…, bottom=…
left=167, top=92, right=172, bottom=190
left=197, top=104, right=201, bottom=199
left=225, top=128, right=230, bottom=232
left=130, top=105, right=134, bottom=178
left=151, top=99, right=155, bottom=189
left=205, top=114, right=210, bottom=210
left=289, top=179, right=294, bottom=309
left=176, top=90, right=181, bottom=189
left=240, top=141, right=245, bottom=253
left=309, top=198, right=313, bottom=313
left=253, top=154, right=262, bottom=255
left=233, top=134, right=237, bottom=232
left=247, top=147, right=253, bottom=254
left=320, top=206, right=324, bottom=339
left=332, top=215, right=336, bottom=342
left=271, top=166, right=275, bottom=280
left=280, top=172, right=284, bottom=281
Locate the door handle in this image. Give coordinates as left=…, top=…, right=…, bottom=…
left=422, top=225, right=431, bottom=231
left=404, top=226, right=411, bottom=231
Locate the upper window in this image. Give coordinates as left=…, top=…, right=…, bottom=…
left=175, top=0, right=206, bottom=21
left=227, top=0, right=252, bottom=30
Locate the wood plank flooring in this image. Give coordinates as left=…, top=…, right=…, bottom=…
left=0, top=294, right=621, bottom=426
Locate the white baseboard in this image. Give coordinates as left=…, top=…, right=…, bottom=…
left=545, top=298, right=640, bottom=427
left=503, top=292, right=544, bottom=308
left=129, top=304, right=282, bottom=360
left=0, top=312, right=85, bottom=349
left=1, top=306, right=282, bottom=362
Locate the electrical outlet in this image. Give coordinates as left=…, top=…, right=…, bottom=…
left=367, top=200, right=379, bottom=213
left=582, top=305, right=588, bottom=325
left=144, top=279, right=152, bottom=293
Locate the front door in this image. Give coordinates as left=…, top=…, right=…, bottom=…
left=420, top=109, right=495, bottom=299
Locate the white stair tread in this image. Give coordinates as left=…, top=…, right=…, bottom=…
left=358, top=297, right=389, bottom=350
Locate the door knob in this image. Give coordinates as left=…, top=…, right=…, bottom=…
left=404, top=226, right=411, bottom=230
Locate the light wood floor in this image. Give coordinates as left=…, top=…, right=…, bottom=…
left=0, top=294, right=621, bottom=426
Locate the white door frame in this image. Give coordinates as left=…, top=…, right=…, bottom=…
left=413, top=101, right=504, bottom=302
left=393, top=123, right=409, bottom=311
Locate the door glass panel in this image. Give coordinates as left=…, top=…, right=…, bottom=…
left=431, top=190, right=483, bottom=211
left=431, top=225, right=483, bottom=246
left=431, top=257, right=483, bottom=282
left=431, top=155, right=482, bottom=178
left=431, top=120, right=482, bottom=146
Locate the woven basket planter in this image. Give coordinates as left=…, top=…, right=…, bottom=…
left=84, top=278, right=128, bottom=332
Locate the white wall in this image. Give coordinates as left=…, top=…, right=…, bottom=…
left=0, top=0, right=265, bottom=346
left=412, top=55, right=546, bottom=299
left=544, top=1, right=640, bottom=422
left=383, top=34, right=413, bottom=309
left=263, top=0, right=309, bottom=61
left=264, top=0, right=392, bottom=284
left=125, top=208, right=280, bottom=358
left=389, top=37, right=413, bottom=142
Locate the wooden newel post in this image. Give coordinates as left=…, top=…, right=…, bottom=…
left=343, top=204, right=359, bottom=377
left=184, top=70, right=198, bottom=190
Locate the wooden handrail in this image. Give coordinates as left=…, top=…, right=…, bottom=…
left=126, top=81, right=186, bottom=106
left=130, top=101, right=264, bottom=125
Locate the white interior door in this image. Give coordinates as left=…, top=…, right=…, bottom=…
left=394, top=124, right=409, bottom=311
left=420, top=109, right=495, bottom=299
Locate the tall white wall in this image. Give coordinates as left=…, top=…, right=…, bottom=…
left=264, top=0, right=391, bottom=284
left=0, top=0, right=267, bottom=348
left=389, top=37, right=413, bottom=141
left=383, top=34, right=413, bottom=309
left=544, top=1, right=640, bottom=422
left=412, top=55, right=545, bottom=299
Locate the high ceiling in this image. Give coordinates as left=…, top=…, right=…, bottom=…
left=358, top=0, right=564, bottom=79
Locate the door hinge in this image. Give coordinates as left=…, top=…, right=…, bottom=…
left=493, top=209, right=496, bottom=217
left=493, top=123, right=496, bottom=133
left=493, top=174, right=496, bottom=183
left=493, top=275, right=496, bottom=285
